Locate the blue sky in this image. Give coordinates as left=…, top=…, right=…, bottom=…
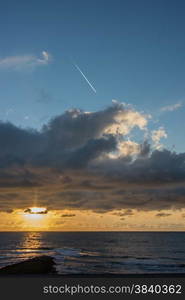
left=0, top=0, right=185, bottom=152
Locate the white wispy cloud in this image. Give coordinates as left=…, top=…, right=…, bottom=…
left=0, top=51, right=51, bottom=70
left=160, top=102, right=182, bottom=112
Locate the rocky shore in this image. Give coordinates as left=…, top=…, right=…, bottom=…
left=0, top=255, right=56, bottom=274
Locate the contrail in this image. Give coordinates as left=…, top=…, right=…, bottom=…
left=73, top=62, right=97, bottom=93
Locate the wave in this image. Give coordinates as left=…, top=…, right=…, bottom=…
left=0, top=242, right=185, bottom=274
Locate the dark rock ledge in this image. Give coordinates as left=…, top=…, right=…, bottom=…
left=0, top=255, right=56, bottom=274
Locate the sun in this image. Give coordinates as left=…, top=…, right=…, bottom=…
left=29, top=207, right=47, bottom=214
left=22, top=208, right=49, bottom=229
left=24, top=207, right=47, bottom=214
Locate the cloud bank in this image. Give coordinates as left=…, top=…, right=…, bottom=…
left=0, top=102, right=184, bottom=213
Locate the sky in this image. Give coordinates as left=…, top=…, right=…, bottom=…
left=0, top=0, right=185, bottom=231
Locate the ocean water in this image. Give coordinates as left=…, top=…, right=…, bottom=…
left=0, top=232, right=185, bottom=274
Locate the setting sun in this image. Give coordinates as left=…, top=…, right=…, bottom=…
left=24, top=207, right=48, bottom=215
left=23, top=207, right=48, bottom=222
left=29, top=207, right=47, bottom=214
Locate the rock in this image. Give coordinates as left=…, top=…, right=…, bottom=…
left=0, top=255, right=56, bottom=274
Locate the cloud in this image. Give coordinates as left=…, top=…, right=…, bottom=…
left=0, top=51, right=51, bottom=71
left=160, top=102, right=182, bottom=112
left=155, top=213, right=171, bottom=217
left=0, top=102, right=185, bottom=213
left=61, top=214, right=76, bottom=218
left=112, top=209, right=134, bottom=217
left=42, top=51, right=50, bottom=62
left=151, top=127, right=167, bottom=150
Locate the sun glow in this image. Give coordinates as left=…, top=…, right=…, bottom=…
left=23, top=207, right=48, bottom=221
left=22, top=207, right=51, bottom=230
left=24, top=207, right=47, bottom=215
left=24, top=213, right=43, bottom=220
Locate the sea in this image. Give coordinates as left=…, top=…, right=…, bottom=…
left=0, top=232, right=185, bottom=274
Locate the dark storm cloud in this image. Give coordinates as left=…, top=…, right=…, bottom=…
left=43, top=104, right=122, bottom=149
left=0, top=103, right=185, bottom=213
left=93, top=149, right=185, bottom=185
left=0, top=102, right=142, bottom=170
left=138, top=140, right=151, bottom=158
left=0, top=121, right=45, bottom=168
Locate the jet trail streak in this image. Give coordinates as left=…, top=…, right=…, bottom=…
left=73, top=63, right=97, bottom=93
